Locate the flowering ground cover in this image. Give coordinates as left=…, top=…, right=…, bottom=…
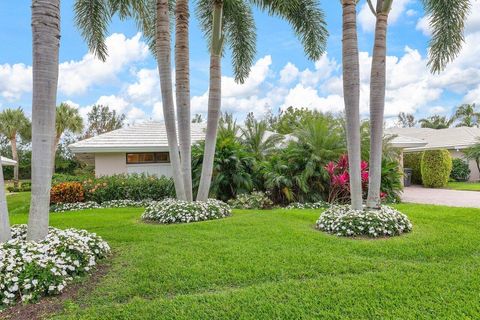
left=5, top=192, right=480, bottom=319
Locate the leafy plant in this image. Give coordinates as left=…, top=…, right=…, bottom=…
left=50, top=182, right=85, bottom=204
left=228, top=191, right=273, bottom=210
left=421, top=149, right=453, bottom=188
left=404, top=152, right=424, bottom=185
left=450, top=158, right=471, bottom=182
left=380, top=158, right=403, bottom=203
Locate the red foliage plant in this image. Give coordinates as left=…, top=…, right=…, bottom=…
left=50, top=182, right=85, bottom=204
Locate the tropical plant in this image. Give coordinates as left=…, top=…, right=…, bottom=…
left=419, top=115, right=454, bottom=129
left=0, top=108, right=31, bottom=186
left=27, top=0, right=61, bottom=241
left=341, top=0, right=362, bottom=210
left=0, top=159, right=10, bottom=243
left=84, top=105, right=125, bottom=138
left=241, top=113, right=284, bottom=161
left=365, top=0, right=471, bottom=208
left=55, top=103, right=83, bottom=150
left=396, top=112, right=416, bottom=128
left=421, top=149, right=453, bottom=188
left=380, top=157, right=403, bottom=203
left=453, top=103, right=480, bottom=127
left=227, top=191, right=273, bottom=210
left=450, top=158, right=471, bottom=182
left=268, top=107, right=320, bottom=134
left=195, top=0, right=328, bottom=201
left=50, top=182, right=85, bottom=204
left=464, top=138, right=480, bottom=175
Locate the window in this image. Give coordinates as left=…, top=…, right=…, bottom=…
left=126, top=152, right=170, bottom=164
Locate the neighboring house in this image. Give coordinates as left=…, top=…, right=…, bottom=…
left=69, top=121, right=287, bottom=178
left=387, top=127, right=480, bottom=182
left=1, top=156, right=16, bottom=166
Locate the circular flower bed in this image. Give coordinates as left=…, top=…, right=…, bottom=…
left=0, top=225, right=110, bottom=308
left=141, top=199, right=231, bottom=224
left=316, top=205, right=413, bottom=238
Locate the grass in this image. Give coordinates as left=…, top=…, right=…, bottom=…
left=7, top=193, right=480, bottom=319
left=447, top=181, right=480, bottom=191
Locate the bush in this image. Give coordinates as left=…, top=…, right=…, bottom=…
left=404, top=152, right=423, bottom=185
left=285, top=201, right=329, bottom=209
left=142, top=199, right=231, bottom=224
left=421, top=150, right=452, bottom=188
left=50, top=182, right=85, bottom=204
left=450, top=158, right=470, bottom=182
left=0, top=225, right=110, bottom=308
left=20, top=181, right=31, bottom=192
left=82, top=174, right=175, bottom=203
left=316, top=205, right=413, bottom=238
left=227, top=191, right=273, bottom=209
left=380, top=158, right=403, bottom=203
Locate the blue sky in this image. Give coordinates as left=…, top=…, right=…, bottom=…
left=1, top=0, right=479, bottom=125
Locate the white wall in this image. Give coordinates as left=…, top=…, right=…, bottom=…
left=95, top=153, right=127, bottom=177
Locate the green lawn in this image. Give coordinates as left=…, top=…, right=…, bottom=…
left=6, top=193, right=480, bottom=319
left=447, top=181, right=480, bottom=191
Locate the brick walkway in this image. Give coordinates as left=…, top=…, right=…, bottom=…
left=402, top=185, right=480, bottom=208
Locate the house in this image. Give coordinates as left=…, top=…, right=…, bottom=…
left=1, top=156, right=16, bottom=166
left=69, top=121, right=287, bottom=178
left=387, top=127, right=480, bottom=182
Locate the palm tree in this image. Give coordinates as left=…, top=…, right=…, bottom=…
left=453, top=103, right=480, bottom=127
left=341, top=0, right=362, bottom=210
left=397, top=112, right=416, bottom=128
left=27, top=0, right=61, bottom=241
left=74, top=0, right=188, bottom=200
left=0, top=108, right=30, bottom=187
left=241, top=114, right=284, bottom=161
left=419, top=115, right=455, bottom=129
left=195, top=0, right=328, bottom=201
left=465, top=138, right=480, bottom=175
left=55, top=103, right=84, bottom=151
left=365, top=0, right=471, bottom=208
left=0, top=159, right=11, bottom=243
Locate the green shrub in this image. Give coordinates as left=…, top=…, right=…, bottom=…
left=228, top=191, right=273, bottom=209
left=380, top=158, right=403, bottom=203
left=450, top=158, right=470, bottom=181
left=20, top=181, right=31, bottom=192
left=421, top=150, right=452, bottom=188
left=404, top=152, right=423, bottom=185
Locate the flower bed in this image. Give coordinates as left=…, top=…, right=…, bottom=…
left=51, top=200, right=152, bottom=213
left=0, top=225, right=110, bottom=308
left=227, top=191, right=273, bottom=209
left=141, top=199, right=231, bottom=224
left=316, top=205, right=413, bottom=238
left=285, top=201, right=329, bottom=210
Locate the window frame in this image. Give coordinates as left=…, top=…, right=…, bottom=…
left=126, top=152, right=170, bottom=164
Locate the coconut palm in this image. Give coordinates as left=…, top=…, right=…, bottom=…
left=195, top=0, right=328, bottom=201
left=0, top=108, right=30, bottom=187
left=365, top=0, right=471, bottom=208
left=341, top=0, right=362, bottom=210
left=27, top=0, right=61, bottom=241
left=418, top=115, right=454, bottom=129
left=453, top=103, right=480, bottom=127
left=0, top=159, right=11, bottom=243
left=241, top=114, right=284, bottom=161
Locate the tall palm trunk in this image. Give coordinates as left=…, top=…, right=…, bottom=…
left=175, top=0, right=193, bottom=201
left=10, top=137, right=19, bottom=187
left=197, top=0, right=224, bottom=201
left=51, top=134, right=61, bottom=175
left=156, top=0, right=187, bottom=200
left=341, top=0, right=363, bottom=210
left=0, top=161, right=11, bottom=243
left=27, top=0, right=60, bottom=241
left=367, top=0, right=390, bottom=209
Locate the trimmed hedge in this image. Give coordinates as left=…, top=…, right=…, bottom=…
left=404, top=152, right=423, bottom=185
left=421, top=149, right=452, bottom=188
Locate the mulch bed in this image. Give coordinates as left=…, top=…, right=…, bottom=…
left=0, top=261, right=111, bottom=320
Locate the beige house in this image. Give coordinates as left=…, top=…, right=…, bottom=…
left=387, top=127, right=480, bottom=182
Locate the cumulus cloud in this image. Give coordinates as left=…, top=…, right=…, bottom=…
left=0, top=63, right=32, bottom=101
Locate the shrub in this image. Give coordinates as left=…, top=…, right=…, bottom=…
left=380, top=158, right=403, bottom=203
left=227, top=191, right=273, bottom=209
left=316, top=205, right=413, bottom=238
left=50, top=182, right=85, bottom=204
left=404, top=152, right=423, bottom=185
left=20, top=181, right=31, bottom=192
left=285, top=201, right=329, bottom=209
left=0, top=225, right=110, bottom=308
left=142, top=199, right=231, bottom=224
left=450, top=158, right=471, bottom=182
left=81, top=174, right=175, bottom=203
left=421, top=150, right=452, bottom=188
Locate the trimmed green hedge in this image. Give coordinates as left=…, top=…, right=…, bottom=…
left=421, top=150, right=452, bottom=188
left=404, top=152, right=423, bottom=185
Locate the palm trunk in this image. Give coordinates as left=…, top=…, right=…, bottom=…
left=197, top=1, right=224, bottom=201
left=52, top=134, right=61, bottom=175
left=27, top=0, right=60, bottom=241
left=175, top=0, right=193, bottom=201
left=342, top=0, right=363, bottom=210
left=0, top=160, right=11, bottom=243
left=10, top=137, right=19, bottom=188
left=367, top=3, right=389, bottom=209
left=156, top=0, right=187, bottom=200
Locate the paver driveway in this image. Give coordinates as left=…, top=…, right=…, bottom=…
left=402, top=185, right=480, bottom=208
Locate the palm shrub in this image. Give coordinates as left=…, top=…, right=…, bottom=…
left=380, top=158, right=403, bottom=203
left=404, top=152, right=424, bottom=185
left=450, top=158, right=471, bottom=182
left=421, top=150, right=453, bottom=188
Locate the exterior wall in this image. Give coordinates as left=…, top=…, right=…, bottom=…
left=94, top=153, right=128, bottom=177
left=450, top=150, right=480, bottom=182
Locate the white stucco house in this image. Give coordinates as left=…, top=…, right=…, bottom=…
left=387, top=127, right=480, bottom=182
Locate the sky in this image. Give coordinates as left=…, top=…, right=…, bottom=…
left=1, top=0, right=480, bottom=126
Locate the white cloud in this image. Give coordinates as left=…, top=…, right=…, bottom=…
left=281, top=84, right=344, bottom=113
left=127, top=68, right=160, bottom=104
left=416, top=15, right=431, bottom=36
left=279, top=62, right=299, bottom=84
left=358, top=0, right=413, bottom=33
left=406, top=9, right=417, bottom=17
left=0, top=63, right=32, bottom=100
left=127, top=107, right=146, bottom=122
left=95, top=95, right=130, bottom=113
left=428, top=106, right=447, bottom=114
